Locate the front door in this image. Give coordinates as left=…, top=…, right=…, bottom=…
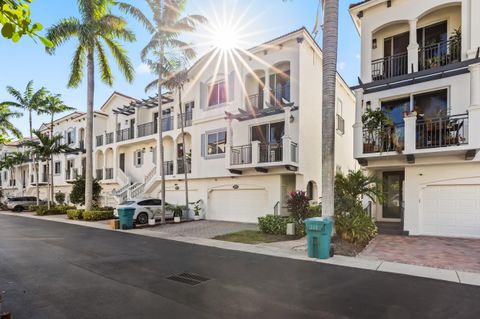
left=382, top=171, right=404, bottom=219
left=119, top=153, right=125, bottom=172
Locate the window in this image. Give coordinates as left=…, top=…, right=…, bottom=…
left=177, top=143, right=184, bottom=158
left=134, top=150, right=144, bottom=167
left=251, top=121, right=285, bottom=144
left=417, top=21, right=447, bottom=47
left=207, top=131, right=226, bottom=156
left=413, top=89, right=448, bottom=119
left=185, top=101, right=194, bottom=113
left=54, top=161, right=61, bottom=175
left=336, top=99, right=345, bottom=135
left=208, top=81, right=226, bottom=106
left=66, top=129, right=75, bottom=145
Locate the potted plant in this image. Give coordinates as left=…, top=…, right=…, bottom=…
left=167, top=204, right=184, bottom=223
left=361, top=108, right=392, bottom=153
left=192, top=200, right=202, bottom=221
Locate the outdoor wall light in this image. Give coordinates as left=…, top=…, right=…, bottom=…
left=366, top=101, right=371, bottom=109
left=149, top=147, right=153, bottom=152
left=290, top=115, right=295, bottom=123
left=372, top=38, right=377, bottom=49
left=233, top=184, right=239, bottom=190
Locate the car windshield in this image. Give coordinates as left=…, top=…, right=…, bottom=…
left=120, top=201, right=135, bottom=206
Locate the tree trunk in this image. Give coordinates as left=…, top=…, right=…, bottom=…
left=85, top=51, right=95, bottom=210
left=50, top=113, right=54, bottom=206
left=29, top=110, right=32, bottom=139
left=321, top=0, right=339, bottom=217
left=46, top=162, right=51, bottom=209
left=158, top=43, right=166, bottom=224
left=178, top=88, right=189, bottom=219
left=35, top=159, right=39, bottom=205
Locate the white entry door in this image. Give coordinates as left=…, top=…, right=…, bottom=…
left=208, top=189, right=269, bottom=223
left=421, top=185, right=480, bottom=237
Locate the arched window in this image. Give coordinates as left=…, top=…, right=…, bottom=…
left=306, top=181, right=317, bottom=200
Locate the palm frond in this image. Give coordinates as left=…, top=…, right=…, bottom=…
left=95, top=39, right=114, bottom=86
left=141, top=36, right=160, bottom=61
left=68, top=44, right=86, bottom=88
left=5, top=86, right=25, bottom=105
left=102, top=37, right=134, bottom=83
left=145, top=79, right=158, bottom=93
left=46, top=18, right=81, bottom=54
left=115, top=1, right=155, bottom=33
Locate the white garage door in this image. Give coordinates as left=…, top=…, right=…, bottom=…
left=208, top=189, right=269, bottom=223
left=421, top=185, right=480, bottom=237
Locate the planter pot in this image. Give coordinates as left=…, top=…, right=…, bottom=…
left=286, top=223, right=296, bottom=236
left=148, top=219, right=156, bottom=226
left=194, top=215, right=201, bottom=221
left=363, top=143, right=375, bottom=153
left=174, top=216, right=181, bottom=223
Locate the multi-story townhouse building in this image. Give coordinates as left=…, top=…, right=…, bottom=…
left=349, top=0, right=480, bottom=237
left=1, top=28, right=356, bottom=223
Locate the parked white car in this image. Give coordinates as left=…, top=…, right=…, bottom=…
left=114, top=198, right=173, bottom=224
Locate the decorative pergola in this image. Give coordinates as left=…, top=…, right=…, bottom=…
left=113, top=95, right=174, bottom=115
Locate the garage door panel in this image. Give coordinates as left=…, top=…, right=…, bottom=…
left=208, top=189, right=269, bottom=223
left=421, top=185, right=480, bottom=237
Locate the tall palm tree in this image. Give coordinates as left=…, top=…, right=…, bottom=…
left=24, top=130, right=72, bottom=208
left=321, top=0, right=339, bottom=217
left=38, top=94, right=75, bottom=205
left=46, top=0, right=145, bottom=211
left=138, top=0, right=206, bottom=223
left=0, top=103, right=22, bottom=140
left=2, top=80, right=47, bottom=139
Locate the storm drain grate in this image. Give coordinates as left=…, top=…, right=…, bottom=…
left=167, top=272, right=211, bottom=286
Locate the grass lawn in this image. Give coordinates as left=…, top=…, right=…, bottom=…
left=213, top=230, right=297, bottom=244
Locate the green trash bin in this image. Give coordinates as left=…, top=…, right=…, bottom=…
left=304, top=217, right=334, bottom=259
left=118, top=207, right=135, bottom=230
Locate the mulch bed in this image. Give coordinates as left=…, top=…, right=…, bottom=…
left=331, top=236, right=367, bottom=257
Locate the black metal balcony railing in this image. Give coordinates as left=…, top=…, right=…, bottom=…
left=418, top=39, right=461, bottom=71
left=246, top=92, right=264, bottom=110
left=96, top=135, right=103, bottom=147
left=164, top=160, right=174, bottom=175
left=41, top=174, right=48, bottom=183
left=270, top=84, right=291, bottom=106
left=116, top=128, right=133, bottom=142
left=105, top=168, right=114, bottom=180
left=363, top=123, right=405, bottom=154
left=162, top=116, right=174, bottom=132
left=177, top=158, right=192, bottom=174
left=105, top=132, right=114, bottom=144
left=416, top=114, right=468, bottom=149
left=137, top=122, right=156, bottom=138
left=177, top=111, right=193, bottom=128
left=371, top=52, right=408, bottom=81
left=291, top=142, right=298, bottom=163
left=259, top=143, right=283, bottom=163
left=230, top=145, right=252, bottom=165
left=96, top=169, right=103, bottom=180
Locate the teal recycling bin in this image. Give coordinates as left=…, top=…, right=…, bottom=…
left=304, top=217, right=334, bottom=259
left=118, top=207, right=135, bottom=230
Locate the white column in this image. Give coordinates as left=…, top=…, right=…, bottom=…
left=353, top=89, right=364, bottom=158
left=263, top=69, right=270, bottom=108
left=225, top=116, right=233, bottom=167
left=468, top=0, right=479, bottom=59
left=407, top=19, right=419, bottom=73
left=251, top=141, right=260, bottom=165
left=283, top=106, right=292, bottom=138
left=462, top=0, right=471, bottom=60
left=113, top=147, right=118, bottom=181
left=403, top=116, right=417, bottom=154
left=469, top=63, right=480, bottom=148
left=362, top=30, right=373, bottom=83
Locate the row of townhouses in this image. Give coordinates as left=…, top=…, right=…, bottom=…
left=0, top=28, right=356, bottom=223
left=2, top=0, right=480, bottom=238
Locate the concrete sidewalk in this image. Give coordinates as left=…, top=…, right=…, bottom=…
left=2, top=210, right=480, bottom=287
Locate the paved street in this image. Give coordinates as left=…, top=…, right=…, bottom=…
left=1, top=214, right=480, bottom=319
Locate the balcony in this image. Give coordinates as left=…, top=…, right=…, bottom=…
left=105, top=132, right=114, bottom=144
left=96, top=169, right=103, bottom=180
left=164, top=160, right=174, bottom=175
left=79, top=140, right=85, bottom=152
left=228, top=140, right=298, bottom=172
left=270, top=85, right=291, bottom=107
left=177, top=158, right=191, bottom=174
left=96, top=135, right=103, bottom=147
left=116, top=128, right=133, bottom=142
left=371, top=53, right=408, bottom=81
left=177, top=111, right=192, bottom=128
left=416, top=114, right=468, bottom=149
left=363, top=123, right=405, bottom=154
left=162, top=116, right=174, bottom=132
left=105, top=168, right=114, bottom=180
left=65, top=168, right=78, bottom=181
left=246, top=92, right=264, bottom=110
left=418, top=39, right=461, bottom=71
left=137, top=122, right=156, bottom=138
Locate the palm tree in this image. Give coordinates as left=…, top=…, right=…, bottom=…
left=38, top=94, right=75, bottom=205
left=139, top=0, right=206, bottom=223
left=321, top=0, right=339, bottom=217
left=0, top=103, right=22, bottom=140
left=2, top=80, right=47, bottom=139
left=24, top=130, right=72, bottom=208
left=46, top=0, right=146, bottom=211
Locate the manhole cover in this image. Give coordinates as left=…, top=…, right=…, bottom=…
left=166, top=272, right=210, bottom=286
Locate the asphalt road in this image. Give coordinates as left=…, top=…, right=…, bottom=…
left=1, top=214, right=480, bottom=319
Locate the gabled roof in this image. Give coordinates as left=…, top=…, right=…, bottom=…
left=99, top=91, right=139, bottom=112
left=39, top=111, right=85, bottom=131
left=349, top=0, right=371, bottom=9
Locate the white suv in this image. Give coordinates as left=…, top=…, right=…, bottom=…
left=114, top=198, right=174, bottom=224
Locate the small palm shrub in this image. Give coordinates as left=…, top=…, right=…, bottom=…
left=55, top=191, right=66, bottom=205
left=335, top=212, right=378, bottom=244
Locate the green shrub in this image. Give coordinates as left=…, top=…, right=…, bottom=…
left=67, top=209, right=84, bottom=220
left=55, top=192, right=66, bottom=205
left=258, top=215, right=296, bottom=235
left=70, top=175, right=102, bottom=206
left=82, top=210, right=114, bottom=221
left=35, top=205, right=76, bottom=216
left=335, top=212, right=378, bottom=244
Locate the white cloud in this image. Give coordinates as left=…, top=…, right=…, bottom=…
left=355, top=53, right=361, bottom=59
left=136, top=63, right=151, bottom=75
left=338, top=62, right=346, bottom=70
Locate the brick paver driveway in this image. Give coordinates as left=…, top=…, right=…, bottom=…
left=360, top=235, right=480, bottom=273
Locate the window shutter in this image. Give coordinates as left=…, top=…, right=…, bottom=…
left=200, top=82, right=206, bottom=109
left=133, top=152, right=137, bottom=167
left=228, top=71, right=235, bottom=101
left=201, top=134, right=205, bottom=157
left=72, top=129, right=76, bottom=144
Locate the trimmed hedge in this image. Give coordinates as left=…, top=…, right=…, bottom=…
left=67, top=209, right=84, bottom=220
left=82, top=210, right=114, bottom=221
left=35, top=205, right=76, bottom=216
left=258, top=215, right=296, bottom=235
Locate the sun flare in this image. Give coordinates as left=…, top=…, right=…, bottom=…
left=211, top=25, right=240, bottom=50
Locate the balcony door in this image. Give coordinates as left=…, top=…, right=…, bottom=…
left=251, top=121, right=285, bottom=145
left=382, top=171, right=404, bottom=219
left=413, top=89, right=448, bottom=120
left=384, top=32, right=409, bottom=77
left=269, top=71, right=290, bottom=105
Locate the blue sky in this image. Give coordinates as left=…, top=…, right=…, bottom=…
left=1, top=0, right=360, bottom=136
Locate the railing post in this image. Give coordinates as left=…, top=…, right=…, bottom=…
left=404, top=116, right=416, bottom=154
left=468, top=63, right=480, bottom=148
left=407, top=19, right=419, bottom=73
left=282, top=136, right=292, bottom=164
left=354, top=88, right=364, bottom=158
left=251, top=141, right=260, bottom=165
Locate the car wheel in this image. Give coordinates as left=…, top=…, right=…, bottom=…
left=136, top=212, right=149, bottom=225
left=14, top=206, right=24, bottom=212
